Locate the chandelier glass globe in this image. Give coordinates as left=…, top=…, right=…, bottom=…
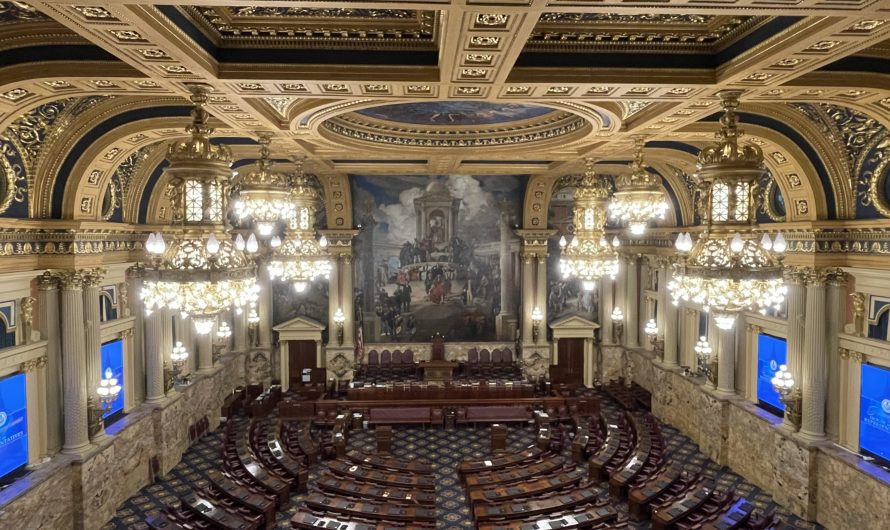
left=232, top=135, right=298, bottom=237
left=558, top=159, right=620, bottom=291
left=140, top=85, right=258, bottom=333
left=609, top=137, right=669, bottom=235
left=668, top=90, right=786, bottom=329
left=266, top=167, right=332, bottom=292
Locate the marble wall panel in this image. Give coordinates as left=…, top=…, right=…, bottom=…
left=815, top=450, right=890, bottom=530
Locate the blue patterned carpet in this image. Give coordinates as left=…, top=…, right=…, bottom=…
left=105, top=390, right=821, bottom=529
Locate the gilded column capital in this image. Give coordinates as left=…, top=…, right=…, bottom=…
left=783, top=266, right=812, bottom=285
left=37, top=271, right=58, bottom=290
left=685, top=307, right=697, bottom=316
left=82, top=267, right=106, bottom=288
left=825, top=268, right=848, bottom=287
left=56, top=270, right=85, bottom=290
left=746, top=323, right=762, bottom=334
left=120, top=328, right=134, bottom=339
left=805, top=268, right=830, bottom=287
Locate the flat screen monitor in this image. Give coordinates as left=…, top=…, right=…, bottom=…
left=756, top=333, right=787, bottom=414
left=100, top=339, right=124, bottom=418
left=860, top=363, right=890, bottom=465
left=0, top=372, right=28, bottom=481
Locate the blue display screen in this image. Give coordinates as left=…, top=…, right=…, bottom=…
left=100, top=339, right=124, bottom=418
left=860, top=363, right=890, bottom=464
left=0, top=372, right=28, bottom=481
left=756, top=334, right=787, bottom=413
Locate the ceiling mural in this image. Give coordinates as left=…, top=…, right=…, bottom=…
left=355, top=101, right=557, bottom=126
left=351, top=175, right=524, bottom=342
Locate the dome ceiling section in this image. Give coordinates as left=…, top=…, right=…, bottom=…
left=319, top=100, right=594, bottom=150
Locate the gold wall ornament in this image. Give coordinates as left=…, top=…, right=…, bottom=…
left=851, top=292, right=866, bottom=337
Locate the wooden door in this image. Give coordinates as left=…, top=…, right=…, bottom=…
left=556, top=338, right=585, bottom=386
left=288, top=340, right=317, bottom=388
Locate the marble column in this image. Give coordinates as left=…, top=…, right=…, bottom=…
left=496, top=210, right=516, bottom=340
left=257, top=273, right=272, bottom=348
left=625, top=256, right=639, bottom=349
left=82, top=269, right=104, bottom=440
left=233, top=308, right=248, bottom=353
left=799, top=269, right=828, bottom=441
left=59, top=271, right=90, bottom=454
left=682, top=307, right=699, bottom=369
left=662, top=265, right=679, bottom=367
left=341, top=256, right=355, bottom=348
left=37, top=273, right=62, bottom=454
left=536, top=256, right=548, bottom=332
left=639, top=258, right=650, bottom=343
left=143, top=307, right=165, bottom=403
left=197, top=331, right=214, bottom=373
left=825, top=270, right=847, bottom=441
left=600, top=277, right=614, bottom=345
left=716, top=327, right=736, bottom=396
left=127, top=270, right=146, bottom=404
left=520, top=254, right=535, bottom=346
left=328, top=256, right=341, bottom=344
left=615, top=256, right=627, bottom=327
left=161, top=308, right=174, bottom=393
left=783, top=268, right=808, bottom=431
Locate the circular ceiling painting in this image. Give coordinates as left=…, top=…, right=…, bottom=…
left=354, top=101, right=555, bottom=126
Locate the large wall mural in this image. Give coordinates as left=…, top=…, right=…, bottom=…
left=351, top=174, right=524, bottom=342
left=547, top=185, right=600, bottom=325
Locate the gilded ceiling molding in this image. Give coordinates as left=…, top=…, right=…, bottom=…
left=744, top=102, right=853, bottom=219
left=31, top=96, right=188, bottom=219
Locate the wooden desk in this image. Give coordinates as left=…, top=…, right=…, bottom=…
left=702, top=498, right=755, bottom=530
left=420, top=360, right=458, bottom=381
left=182, top=493, right=260, bottom=530
left=651, top=480, right=715, bottom=530
left=316, top=473, right=437, bottom=506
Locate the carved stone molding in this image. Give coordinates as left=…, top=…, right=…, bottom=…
left=82, top=267, right=107, bottom=288
left=839, top=347, right=864, bottom=363
left=56, top=270, right=85, bottom=290
left=783, top=266, right=812, bottom=285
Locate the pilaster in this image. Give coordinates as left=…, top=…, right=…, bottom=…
left=662, top=261, right=679, bottom=367
left=82, top=268, right=105, bottom=441
left=824, top=269, right=847, bottom=441
left=625, top=255, right=639, bottom=349
left=143, top=306, right=165, bottom=403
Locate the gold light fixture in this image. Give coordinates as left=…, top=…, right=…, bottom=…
left=609, top=137, right=668, bottom=235
left=558, top=159, right=620, bottom=291
left=232, top=134, right=297, bottom=237
left=668, top=90, right=786, bottom=330
left=266, top=162, right=332, bottom=293
left=141, top=85, right=259, bottom=334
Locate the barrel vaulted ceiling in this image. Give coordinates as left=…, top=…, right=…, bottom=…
left=0, top=0, right=889, bottom=247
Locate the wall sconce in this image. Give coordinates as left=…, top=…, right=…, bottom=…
left=170, top=341, right=190, bottom=385
left=645, top=318, right=664, bottom=358
left=531, top=306, right=543, bottom=343
left=611, top=307, right=624, bottom=344
left=333, top=308, right=346, bottom=346
left=694, top=336, right=717, bottom=386
left=772, top=364, right=802, bottom=429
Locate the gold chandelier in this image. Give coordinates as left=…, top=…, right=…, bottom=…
left=232, top=134, right=297, bottom=237
left=558, top=159, right=620, bottom=291
left=609, top=137, right=668, bottom=235
left=266, top=164, right=332, bottom=293
left=141, top=85, right=258, bottom=334
left=668, top=90, right=786, bottom=330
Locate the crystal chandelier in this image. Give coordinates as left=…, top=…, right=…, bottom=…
left=266, top=164, right=332, bottom=292
left=232, top=134, right=297, bottom=237
left=668, top=90, right=786, bottom=329
left=609, top=137, right=669, bottom=235
left=141, top=85, right=259, bottom=334
left=558, top=159, right=620, bottom=291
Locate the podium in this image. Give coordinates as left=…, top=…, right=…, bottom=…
left=421, top=360, right=458, bottom=382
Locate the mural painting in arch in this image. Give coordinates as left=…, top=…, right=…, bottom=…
left=355, top=101, right=556, bottom=126
left=547, top=185, right=600, bottom=325
left=351, top=175, right=525, bottom=342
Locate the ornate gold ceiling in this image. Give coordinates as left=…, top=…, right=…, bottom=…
left=0, top=0, right=887, bottom=246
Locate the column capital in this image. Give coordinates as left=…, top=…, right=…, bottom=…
left=746, top=323, right=762, bottom=334
left=37, top=271, right=58, bottom=290
left=805, top=268, right=830, bottom=287
left=82, top=267, right=106, bottom=288
left=839, top=347, right=863, bottom=363
left=825, top=267, right=848, bottom=287
left=56, top=270, right=85, bottom=290
left=120, top=328, right=134, bottom=339
left=783, top=266, right=812, bottom=285
left=19, top=355, right=47, bottom=373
